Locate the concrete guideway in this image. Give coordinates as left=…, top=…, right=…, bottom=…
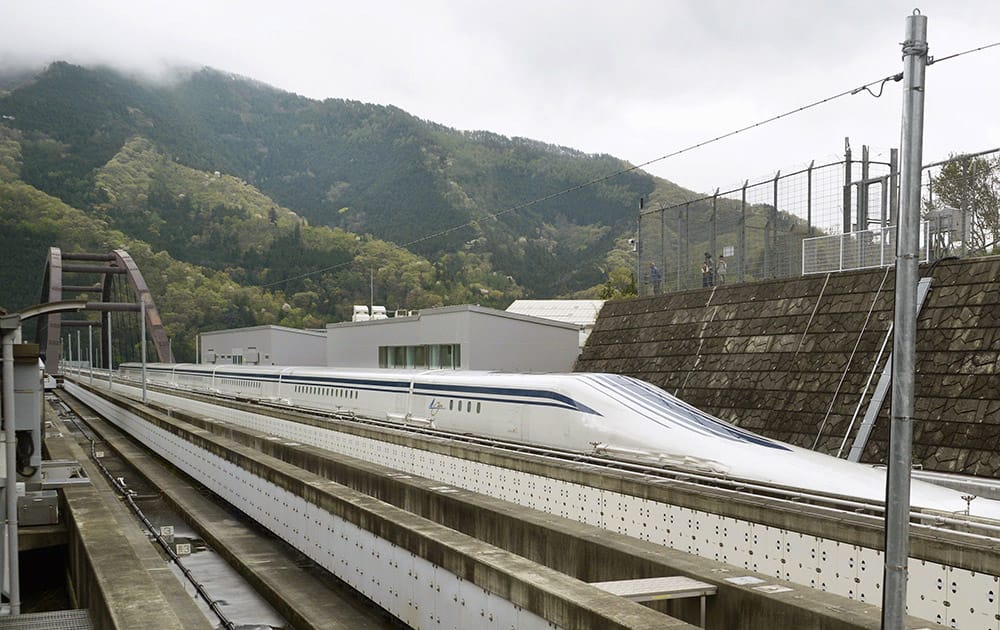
left=63, top=380, right=690, bottom=630
left=126, top=383, right=956, bottom=630
left=118, top=378, right=992, bottom=628
left=64, top=378, right=959, bottom=629
left=54, top=391, right=395, bottom=630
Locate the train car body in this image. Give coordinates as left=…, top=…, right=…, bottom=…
left=119, top=362, right=1000, bottom=521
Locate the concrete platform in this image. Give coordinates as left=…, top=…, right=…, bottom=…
left=45, top=410, right=211, bottom=630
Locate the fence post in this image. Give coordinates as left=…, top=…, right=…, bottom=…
left=636, top=201, right=643, bottom=294
left=660, top=203, right=666, bottom=285
left=860, top=145, right=870, bottom=230
left=676, top=206, right=684, bottom=290
left=740, top=180, right=747, bottom=283
left=961, top=159, right=970, bottom=256
left=807, top=160, right=814, bottom=236
left=684, top=203, right=690, bottom=289
left=711, top=188, right=719, bottom=265
left=843, top=137, right=853, bottom=233
left=767, top=170, right=780, bottom=277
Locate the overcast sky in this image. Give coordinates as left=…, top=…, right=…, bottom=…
left=2, top=1, right=998, bottom=195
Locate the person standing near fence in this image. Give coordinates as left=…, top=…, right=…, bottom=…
left=716, top=255, right=727, bottom=285
left=701, top=252, right=714, bottom=287
left=649, top=262, right=662, bottom=295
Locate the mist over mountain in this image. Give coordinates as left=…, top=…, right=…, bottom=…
left=0, top=61, right=699, bottom=356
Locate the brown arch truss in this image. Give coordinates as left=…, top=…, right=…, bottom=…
left=37, top=247, right=172, bottom=373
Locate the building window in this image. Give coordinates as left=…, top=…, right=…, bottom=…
left=377, top=344, right=461, bottom=369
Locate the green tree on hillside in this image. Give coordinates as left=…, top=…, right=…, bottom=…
left=928, top=154, right=1000, bottom=254
left=598, top=267, right=637, bottom=300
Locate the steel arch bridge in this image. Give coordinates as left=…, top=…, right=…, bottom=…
left=37, top=247, right=172, bottom=374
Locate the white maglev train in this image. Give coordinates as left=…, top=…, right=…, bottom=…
left=119, top=363, right=1000, bottom=522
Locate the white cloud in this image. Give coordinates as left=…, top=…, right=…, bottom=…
left=2, top=0, right=998, bottom=194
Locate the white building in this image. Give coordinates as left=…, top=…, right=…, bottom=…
left=200, top=325, right=327, bottom=366
left=326, top=304, right=579, bottom=371
left=505, top=299, right=605, bottom=348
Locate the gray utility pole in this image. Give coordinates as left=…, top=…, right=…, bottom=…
left=883, top=10, right=927, bottom=630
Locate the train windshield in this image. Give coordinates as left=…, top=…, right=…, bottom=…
left=579, top=374, right=789, bottom=450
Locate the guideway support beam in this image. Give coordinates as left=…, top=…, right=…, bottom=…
left=65, top=381, right=693, bottom=630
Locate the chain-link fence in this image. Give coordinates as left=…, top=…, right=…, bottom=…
left=637, top=145, right=999, bottom=296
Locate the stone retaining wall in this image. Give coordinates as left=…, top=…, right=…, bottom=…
left=575, top=256, right=1000, bottom=477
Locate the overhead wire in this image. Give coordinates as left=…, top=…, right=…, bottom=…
left=928, top=40, right=1000, bottom=66
left=262, top=42, right=1000, bottom=290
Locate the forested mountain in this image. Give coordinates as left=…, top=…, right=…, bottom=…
left=0, top=61, right=700, bottom=358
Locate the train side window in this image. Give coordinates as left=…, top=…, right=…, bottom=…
left=476, top=402, right=481, bottom=413
left=467, top=402, right=472, bottom=413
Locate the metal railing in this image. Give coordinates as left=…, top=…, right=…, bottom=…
left=801, top=222, right=929, bottom=274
